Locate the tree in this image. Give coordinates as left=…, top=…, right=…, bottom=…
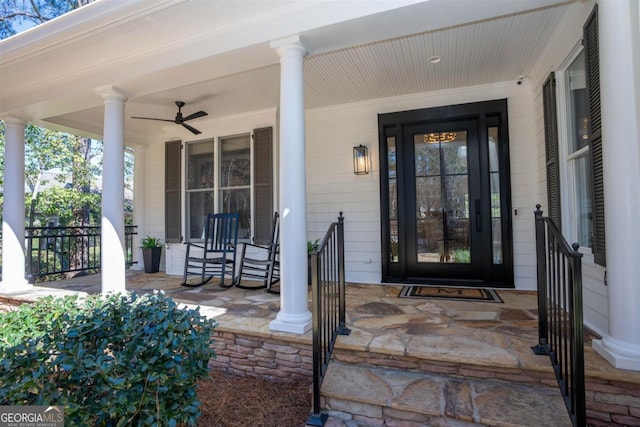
left=1, top=0, right=137, bottom=280
left=1, top=0, right=93, bottom=40
left=22, top=127, right=103, bottom=277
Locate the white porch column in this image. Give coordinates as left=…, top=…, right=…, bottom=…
left=97, top=87, right=128, bottom=293
left=269, top=36, right=312, bottom=334
left=0, top=117, right=29, bottom=290
left=592, top=0, right=640, bottom=371
left=132, top=145, right=147, bottom=270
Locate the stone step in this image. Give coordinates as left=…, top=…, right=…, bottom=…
left=319, top=360, right=572, bottom=427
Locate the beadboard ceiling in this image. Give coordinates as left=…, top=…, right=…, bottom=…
left=128, top=5, right=565, bottom=116
left=1, top=0, right=573, bottom=143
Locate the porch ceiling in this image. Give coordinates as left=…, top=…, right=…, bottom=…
left=0, top=0, right=574, bottom=144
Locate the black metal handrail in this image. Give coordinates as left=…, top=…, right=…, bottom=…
left=25, top=225, right=138, bottom=282
left=307, top=212, right=351, bottom=427
left=532, top=205, right=586, bottom=427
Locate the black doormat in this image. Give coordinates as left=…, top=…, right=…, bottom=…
left=398, top=285, right=503, bottom=303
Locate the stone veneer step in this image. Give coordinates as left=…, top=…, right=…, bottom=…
left=319, top=360, right=572, bottom=427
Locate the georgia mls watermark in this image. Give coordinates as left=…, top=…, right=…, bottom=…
left=0, top=406, right=64, bottom=427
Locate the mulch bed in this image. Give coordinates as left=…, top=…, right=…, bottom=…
left=197, top=369, right=312, bottom=427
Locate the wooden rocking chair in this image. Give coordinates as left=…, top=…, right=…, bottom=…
left=236, top=211, right=280, bottom=293
left=181, top=212, right=239, bottom=288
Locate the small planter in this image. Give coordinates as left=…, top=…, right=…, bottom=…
left=142, top=247, right=162, bottom=273
left=140, top=236, right=162, bottom=274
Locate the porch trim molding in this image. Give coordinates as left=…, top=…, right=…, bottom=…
left=592, top=0, right=640, bottom=371
left=593, top=338, right=640, bottom=372
left=269, top=35, right=312, bottom=335
left=0, top=116, right=30, bottom=291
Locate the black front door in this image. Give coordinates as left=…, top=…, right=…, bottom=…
left=403, top=120, right=483, bottom=280
left=379, top=100, right=513, bottom=287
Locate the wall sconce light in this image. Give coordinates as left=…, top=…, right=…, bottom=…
left=353, top=145, right=369, bottom=175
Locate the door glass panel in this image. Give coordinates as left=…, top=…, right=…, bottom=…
left=387, top=136, right=399, bottom=262
left=415, top=131, right=470, bottom=264
left=488, top=127, right=503, bottom=264
left=416, top=176, right=443, bottom=262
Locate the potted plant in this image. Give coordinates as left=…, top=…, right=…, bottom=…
left=140, top=236, right=162, bottom=273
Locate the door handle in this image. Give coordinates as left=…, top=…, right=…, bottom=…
left=475, top=199, right=481, bottom=232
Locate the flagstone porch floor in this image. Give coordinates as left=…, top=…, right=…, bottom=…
left=3, top=270, right=639, bottom=426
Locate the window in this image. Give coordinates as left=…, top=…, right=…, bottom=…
left=165, top=127, right=273, bottom=244
left=185, top=134, right=251, bottom=241
left=561, top=50, right=592, bottom=248
left=542, top=4, right=603, bottom=266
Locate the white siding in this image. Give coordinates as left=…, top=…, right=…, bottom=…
left=305, top=81, right=539, bottom=289
left=527, top=0, right=608, bottom=337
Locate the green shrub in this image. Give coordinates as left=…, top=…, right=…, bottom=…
left=0, top=291, right=217, bottom=426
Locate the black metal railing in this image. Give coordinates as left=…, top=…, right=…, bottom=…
left=25, top=225, right=138, bottom=282
left=532, top=205, right=586, bottom=427
left=307, top=212, right=351, bottom=427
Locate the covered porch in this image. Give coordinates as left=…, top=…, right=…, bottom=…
left=3, top=271, right=638, bottom=426
left=1, top=0, right=640, bottom=367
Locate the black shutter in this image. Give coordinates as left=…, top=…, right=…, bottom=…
left=584, top=5, right=605, bottom=267
left=543, top=73, right=562, bottom=229
left=253, top=127, right=274, bottom=245
left=165, top=140, right=182, bottom=243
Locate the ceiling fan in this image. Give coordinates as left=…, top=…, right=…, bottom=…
left=131, top=101, right=208, bottom=135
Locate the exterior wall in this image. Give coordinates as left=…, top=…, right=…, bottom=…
left=145, top=109, right=278, bottom=276
left=528, top=0, right=608, bottom=337
left=144, top=63, right=608, bottom=297
left=147, top=84, right=541, bottom=291
left=306, top=82, right=538, bottom=290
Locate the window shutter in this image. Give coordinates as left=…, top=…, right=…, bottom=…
left=584, top=5, right=605, bottom=266
left=543, top=73, right=562, bottom=229
left=165, top=140, right=182, bottom=243
left=253, top=127, right=274, bottom=245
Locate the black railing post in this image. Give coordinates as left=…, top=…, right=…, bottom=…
left=337, top=212, right=350, bottom=336
left=571, top=243, right=586, bottom=427
left=532, top=204, right=550, bottom=355
left=307, top=251, right=327, bottom=427
left=25, top=227, right=36, bottom=284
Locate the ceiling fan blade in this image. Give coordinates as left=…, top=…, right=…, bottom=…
left=131, top=116, right=175, bottom=122
left=182, top=111, right=208, bottom=121
left=182, top=123, right=201, bottom=135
